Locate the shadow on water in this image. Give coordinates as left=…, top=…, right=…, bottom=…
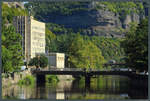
left=2, top=75, right=148, bottom=100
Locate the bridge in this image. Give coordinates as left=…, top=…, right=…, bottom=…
left=32, top=68, right=133, bottom=76
left=32, top=67, right=144, bottom=87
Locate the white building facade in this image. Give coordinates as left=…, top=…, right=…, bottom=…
left=13, top=16, right=45, bottom=61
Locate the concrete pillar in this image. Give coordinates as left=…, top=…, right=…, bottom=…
left=36, top=74, right=46, bottom=86
left=85, top=76, right=91, bottom=89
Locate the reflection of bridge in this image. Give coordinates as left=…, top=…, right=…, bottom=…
left=32, top=68, right=143, bottom=87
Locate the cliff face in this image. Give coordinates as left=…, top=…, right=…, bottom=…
left=28, top=2, right=146, bottom=37
left=43, top=10, right=144, bottom=37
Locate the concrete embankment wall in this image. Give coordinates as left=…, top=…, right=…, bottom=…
left=2, top=70, right=32, bottom=87
left=57, top=75, right=73, bottom=80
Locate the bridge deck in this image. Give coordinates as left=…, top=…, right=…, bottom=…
left=32, top=68, right=134, bottom=77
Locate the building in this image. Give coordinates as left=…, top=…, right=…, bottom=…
left=13, top=16, right=45, bottom=62
left=46, top=53, right=65, bottom=69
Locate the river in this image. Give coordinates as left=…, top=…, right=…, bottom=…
left=2, top=75, right=148, bottom=100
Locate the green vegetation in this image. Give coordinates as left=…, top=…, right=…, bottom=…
left=45, top=31, right=124, bottom=68
left=68, top=34, right=105, bottom=69
left=24, top=2, right=90, bottom=16
left=2, top=2, right=147, bottom=72
left=28, top=54, right=48, bottom=69
left=91, top=37, right=124, bottom=62
left=2, top=3, right=28, bottom=73
left=121, top=18, right=148, bottom=72
left=2, top=3, right=27, bottom=25
left=46, top=23, right=74, bottom=35
left=45, top=22, right=125, bottom=66
left=2, top=25, right=23, bottom=73
left=45, top=27, right=57, bottom=52
left=96, top=2, right=144, bottom=21
left=18, top=75, right=35, bottom=85
left=24, top=1, right=145, bottom=70
left=46, top=75, right=59, bottom=84
left=25, top=1, right=144, bottom=23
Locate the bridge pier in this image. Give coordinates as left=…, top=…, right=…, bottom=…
left=85, top=75, right=91, bottom=89
left=36, top=74, right=46, bottom=86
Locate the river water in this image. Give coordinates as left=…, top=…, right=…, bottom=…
left=2, top=75, right=148, bottom=100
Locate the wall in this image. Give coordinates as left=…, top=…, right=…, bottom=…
left=56, top=53, right=65, bottom=68
left=47, top=53, right=65, bottom=68
left=30, top=17, right=45, bottom=58
left=2, top=70, right=32, bottom=87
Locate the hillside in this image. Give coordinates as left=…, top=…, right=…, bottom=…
left=24, top=1, right=146, bottom=37
left=2, top=2, right=147, bottom=70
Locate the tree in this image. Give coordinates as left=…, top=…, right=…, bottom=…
left=2, top=3, right=27, bottom=73
left=45, top=28, right=57, bottom=52
left=68, top=34, right=105, bottom=69
left=2, top=26, right=23, bottom=73
left=121, top=18, right=148, bottom=72
left=2, top=3, right=27, bottom=25
left=29, top=54, right=48, bottom=69
left=91, top=36, right=125, bottom=62
left=2, top=46, right=13, bottom=73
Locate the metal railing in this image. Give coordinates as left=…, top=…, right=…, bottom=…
left=31, top=67, right=133, bottom=72
left=48, top=68, right=83, bottom=71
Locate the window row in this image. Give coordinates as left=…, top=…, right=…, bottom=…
left=32, top=31, right=45, bottom=37
left=32, top=42, right=45, bottom=47
left=32, top=48, right=45, bottom=53
left=32, top=26, right=45, bottom=31
left=32, top=37, right=45, bottom=41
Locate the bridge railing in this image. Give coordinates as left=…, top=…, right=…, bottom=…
left=90, top=68, right=109, bottom=72
left=31, top=67, right=133, bottom=72
left=47, top=68, right=83, bottom=71
left=47, top=68, right=110, bottom=72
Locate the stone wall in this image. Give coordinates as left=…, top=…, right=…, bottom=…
left=2, top=70, right=32, bottom=87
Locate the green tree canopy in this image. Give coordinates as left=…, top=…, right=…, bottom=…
left=2, top=3, right=28, bottom=73
left=2, top=45, right=13, bottom=73
left=2, top=3, right=27, bottom=25
left=45, top=28, right=57, bottom=52
left=2, top=26, right=23, bottom=73
left=29, top=54, right=48, bottom=69
left=121, top=18, right=148, bottom=71
left=68, top=34, right=105, bottom=69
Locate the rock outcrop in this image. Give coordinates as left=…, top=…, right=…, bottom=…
left=29, top=2, right=146, bottom=37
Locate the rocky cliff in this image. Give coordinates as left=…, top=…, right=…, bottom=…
left=25, top=2, right=147, bottom=37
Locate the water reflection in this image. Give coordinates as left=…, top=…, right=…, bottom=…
left=2, top=75, right=148, bottom=99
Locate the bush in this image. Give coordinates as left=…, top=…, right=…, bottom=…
left=46, top=75, right=59, bottom=83
left=28, top=54, right=48, bottom=69
left=18, top=75, right=35, bottom=85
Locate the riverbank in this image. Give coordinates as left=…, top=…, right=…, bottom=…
left=2, top=70, right=32, bottom=87
left=2, top=75, right=148, bottom=99
left=2, top=69, right=74, bottom=87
